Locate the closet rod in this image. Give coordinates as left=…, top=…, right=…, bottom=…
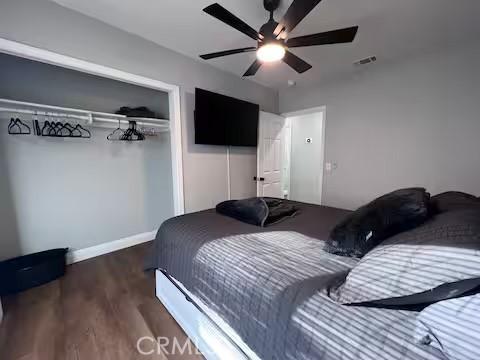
left=0, top=98, right=170, bottom=131
left=0, top=107, right=168, bottom=129
left=0, top=98, right=126, bottom=119
left=0, top=106, right=88, bottom=121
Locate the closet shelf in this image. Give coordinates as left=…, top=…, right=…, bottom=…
left=0, top=98, right=170, bottom=132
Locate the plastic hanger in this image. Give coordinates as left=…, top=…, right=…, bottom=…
left=41, top=120, right=52, bottom=136
left=57, top=121, right=74, bottom=137
left=107, top=119, right=125, bottom=141
left=74, top=124, right=91, bottom=139
left=120, top=121, right=145, bottom=141
left=8, top=117, right=31, bottom=135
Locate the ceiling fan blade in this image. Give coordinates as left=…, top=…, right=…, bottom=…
left=287, top=26, right=359, bottom=48
left=243, top=60, right=262, bottom=77
left=204, top=3, right=262, bottom=41
left=275, top=0, right=323, bottom=36
left=200, top=47, right=257, bottom=60
left=283, top=51, right=312, bottom=74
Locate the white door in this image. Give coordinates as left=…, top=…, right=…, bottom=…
left=257, top=112, right=286, bottom=198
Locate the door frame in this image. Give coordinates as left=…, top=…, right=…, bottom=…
left=0, top=37, right=184, bottom=215
left=281, top=106, right=326, bottom=204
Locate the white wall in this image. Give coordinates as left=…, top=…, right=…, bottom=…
left=0, top=53, right=170, bottom=117
left=280, top=42, right=480, bottom=210
left=0, top=0, right=278, bottom=215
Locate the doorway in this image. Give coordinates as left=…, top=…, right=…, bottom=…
left=284, top=107, right=326, bottom=205
left=256, top=107, right=325, bottom=204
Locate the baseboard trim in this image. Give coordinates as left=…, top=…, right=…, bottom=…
left=67, top=230, right=157, bottom=264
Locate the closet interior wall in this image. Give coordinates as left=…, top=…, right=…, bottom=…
left=0, top=53, right=174, bottom=259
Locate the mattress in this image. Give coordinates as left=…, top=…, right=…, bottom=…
left=148, top=201, right=446, bottom=360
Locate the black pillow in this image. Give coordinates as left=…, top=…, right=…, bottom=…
left=430, top=191, right=480, bottom=214
left=324, top=188, right=430, bottom=258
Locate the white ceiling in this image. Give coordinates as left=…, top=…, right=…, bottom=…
left=51, top=0, right=480, bottom=90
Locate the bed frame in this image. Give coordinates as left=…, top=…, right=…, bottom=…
left=155, top=270, right=261, bottom=360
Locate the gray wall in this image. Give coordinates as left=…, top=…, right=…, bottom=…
left=0, top=0, right=278, bottom=215
left=290, top=112, right=324, bottom=205
left=280, top=42, right=480, bottom=210
left=0, top=129, right=173, bottom=258
left=0, top=54, right=173, bottom=259
left=0, top=53, right=169, bottom=117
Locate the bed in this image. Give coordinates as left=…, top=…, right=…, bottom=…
left=148, top=201, right=446, bottom=360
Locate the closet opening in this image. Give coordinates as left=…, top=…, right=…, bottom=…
left=0, top=39, right=183, bottom=263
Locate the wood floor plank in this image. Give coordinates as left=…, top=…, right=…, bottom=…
left=0, top=243, right=204, bottom=360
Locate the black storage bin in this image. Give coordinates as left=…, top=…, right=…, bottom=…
left=0, top=248, right=68, bottom=296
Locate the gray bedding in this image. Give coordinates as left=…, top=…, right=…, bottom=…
left=149, top=201, right=446, bottom=360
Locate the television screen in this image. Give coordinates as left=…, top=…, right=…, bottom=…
left=194, top=88, right=259, bottom=147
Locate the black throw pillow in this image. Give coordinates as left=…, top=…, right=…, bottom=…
left=430, top=191, right=480, bottom=214
left=324, top=188, right=430, bottom=258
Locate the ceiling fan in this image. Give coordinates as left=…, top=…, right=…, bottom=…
left=200, top=0, right=358, bottom=77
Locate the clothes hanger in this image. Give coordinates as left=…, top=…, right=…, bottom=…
left=32, top=111, right=40, bottom=136
left=57, top=121, right=73, bottom=137
left=41, top=117, right=60, bottom=137
left=8, top=117, right=31, bottom=135
left=120, top=121, right=145, bottom=141
left=18, top=118, right=31, bottom=134
left=8, top=118, right=20, bottom=134
left=62, top=122, right=76, bottom=137
left=107, top=119, right=125, bottom=141
left=41, top=120, right=51, bottom=136
left=74, top=124, right=91, bottom=139
left=41, top=112, right=56, bottom=137
left=70, top=124, right=82, bottom=138
left=47, top=121, right=61, bottom=137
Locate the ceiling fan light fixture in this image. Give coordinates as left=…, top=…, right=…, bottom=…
left=200, top=1, right=359, bottom=77
left=256, top=43, right=286, bottom=63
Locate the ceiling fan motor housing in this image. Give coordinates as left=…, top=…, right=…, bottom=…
left=259, top=20, right=281, bottom=44
left=263, top=0, right=281, bottom=12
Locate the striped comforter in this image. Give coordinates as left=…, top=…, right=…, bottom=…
left=149, top=202, right=447, bottom=360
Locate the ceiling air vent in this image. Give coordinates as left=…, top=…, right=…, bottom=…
left=354, top=56, right=377, bottom=66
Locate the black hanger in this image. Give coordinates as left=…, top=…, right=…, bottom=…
left=107, top=119, right=125, bottom=141
left=41, top=121, right=53, bottom=136
left=8, top=118, right=31, bottom=135
left=57, top=122, right=74, bottom=137
left=74, top=124, right=91, bottom=139
left=70, top=124, right=82, bottom=138
left=48, top=122, right=63, bottom=137
left=63, top=122, right=76, bottom=136
left=34, top=119, right=41, bottom=136
left=39, top=120, right=90, bottom=139
left=120, top=121, right=145, bottom=141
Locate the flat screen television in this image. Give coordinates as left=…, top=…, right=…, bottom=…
left=194, top=88, right=259, bottom=147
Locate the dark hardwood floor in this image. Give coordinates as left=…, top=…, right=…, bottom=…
left=0, top=243, right=204, bottom=360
